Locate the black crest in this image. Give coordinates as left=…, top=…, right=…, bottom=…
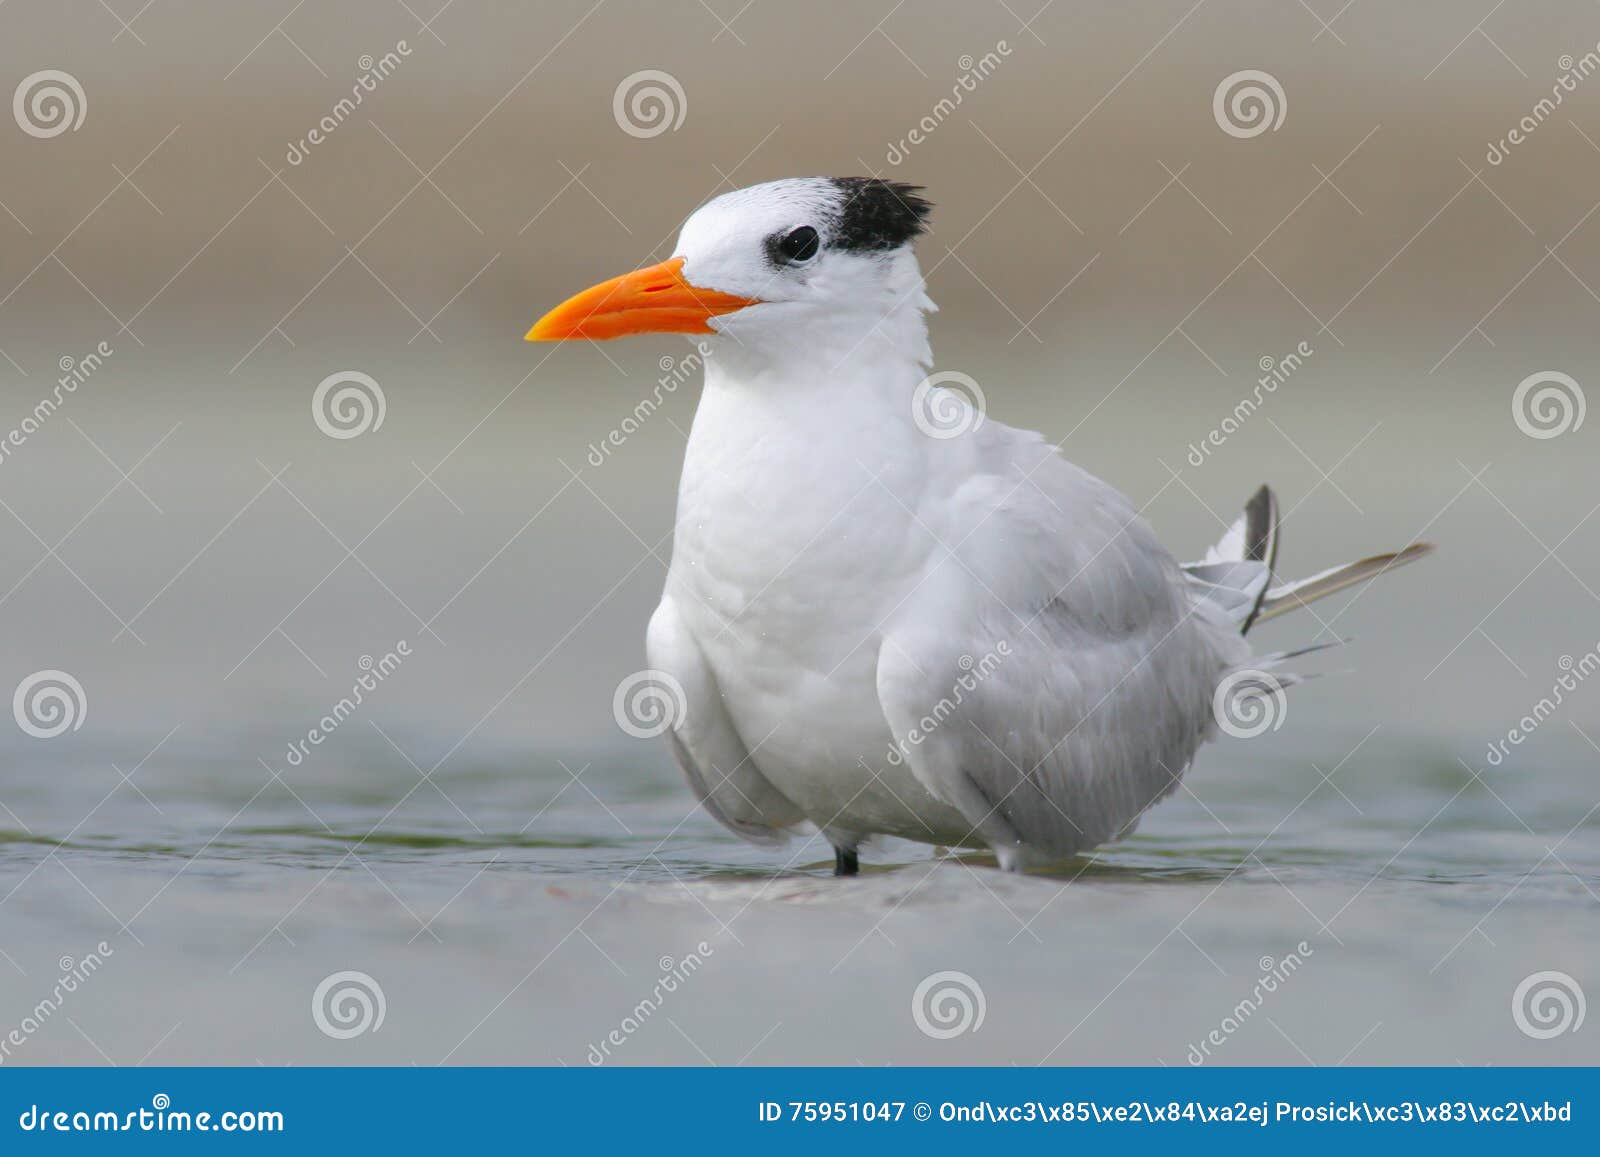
left=827, top=178, right=932, bottom=251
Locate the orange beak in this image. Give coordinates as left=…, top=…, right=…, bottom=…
left=525, top=256, right=759, bottom=341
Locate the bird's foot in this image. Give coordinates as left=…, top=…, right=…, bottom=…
left=832, top=846, right=859, bottom=877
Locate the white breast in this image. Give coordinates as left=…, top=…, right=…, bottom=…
left=664, top=354, right=970, bottom=841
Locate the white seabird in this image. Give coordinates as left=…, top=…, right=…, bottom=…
left=528, top=177, right=1431, bottom=873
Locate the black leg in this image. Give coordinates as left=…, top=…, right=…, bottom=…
left=833, top=846, right=859, bottom=877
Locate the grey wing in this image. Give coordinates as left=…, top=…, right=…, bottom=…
left=875, top=450, right=1244, bottom=861
left=646, top=596, right=804, bottom=846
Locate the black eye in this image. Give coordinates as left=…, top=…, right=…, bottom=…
left=775, top=225, right=820, bottom=264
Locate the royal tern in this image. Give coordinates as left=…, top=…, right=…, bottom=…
left=529, top=177, right=1431, bottom=873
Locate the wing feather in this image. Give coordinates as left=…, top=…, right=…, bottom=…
left=876, top=445, right=1243, bottom=861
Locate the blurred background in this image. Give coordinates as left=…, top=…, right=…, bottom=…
left=0, top=0, right=1595, bottom=1067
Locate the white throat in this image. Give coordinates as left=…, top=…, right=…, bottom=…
left=697, top=247, right=936, bottom=398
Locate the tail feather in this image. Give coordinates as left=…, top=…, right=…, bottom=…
left=1186, top=483, right=1279, bottom=632
left=1254, top=637, right=1347, bottom=665
left=1200, top=483, right=1278, bottom=569
left=1252, top=543, right=1434, bottom=625
left=1240, top=484, right=1277, bottom=631
left=1185, top=483, right=1433, bottom=634
left=1242, top=483, right=1278, bottom=570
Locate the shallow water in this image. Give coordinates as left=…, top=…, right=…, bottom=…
left=3, top=721, right=1595, bottom=1067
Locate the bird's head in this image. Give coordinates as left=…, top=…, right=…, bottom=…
left=526, top=177, right=933, bottom=359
